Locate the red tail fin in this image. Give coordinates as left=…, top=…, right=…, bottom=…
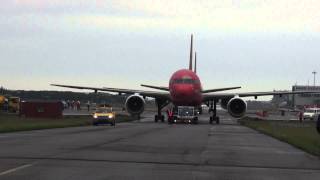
left=189, top=34, right=193, bottom=71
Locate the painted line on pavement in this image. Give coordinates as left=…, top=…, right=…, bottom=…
left=0, top=164, right=33, bottom=176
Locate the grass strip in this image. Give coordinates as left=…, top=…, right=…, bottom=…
left=0, top=113, right=136, bottom=133
left=240, top=117, right=320, bottom=156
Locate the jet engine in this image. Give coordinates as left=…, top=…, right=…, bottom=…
left=125, top=95, right=145, bottom=115
left=227, top=97, right=247, bottom=118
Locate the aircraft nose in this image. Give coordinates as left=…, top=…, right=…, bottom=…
left=174, top=85, right=194, bottom=97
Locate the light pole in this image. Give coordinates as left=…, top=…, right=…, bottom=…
left=312, top=71, right=317, bottom=86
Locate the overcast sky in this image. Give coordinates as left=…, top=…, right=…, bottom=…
left=1, top=0, right=320, bottom=96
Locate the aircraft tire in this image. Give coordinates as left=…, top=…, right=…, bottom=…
left=161, top=115, right=165, bottom=122
left=193, top=117, right=198, bottom=124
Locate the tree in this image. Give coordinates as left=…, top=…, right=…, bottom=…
left=0, top=86, right=5, bottom=95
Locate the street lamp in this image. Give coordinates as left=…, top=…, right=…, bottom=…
left=312, top=71, right=317, bottom=86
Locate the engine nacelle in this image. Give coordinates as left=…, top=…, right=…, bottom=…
left=125, top=95, right=145, bottom=115
left=227, top=97, right=247, bottom=118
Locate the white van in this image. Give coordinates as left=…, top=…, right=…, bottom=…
left=303, top=108, right=320, bottom=120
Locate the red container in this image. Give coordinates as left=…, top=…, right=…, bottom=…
left=20, top=101, right=63, bottom=118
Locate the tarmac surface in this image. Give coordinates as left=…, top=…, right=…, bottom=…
left=0, top=112, right=320, bottom=180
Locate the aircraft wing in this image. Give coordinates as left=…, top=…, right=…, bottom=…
left=201, top=86, right=241, bottom=93
left=140, top=84, right=169, bottom=91
left=203, top=90, right=320, bottom=101
left=51, top=84, right=170, bottom=99
left=140, top=85, right=242, bottom=93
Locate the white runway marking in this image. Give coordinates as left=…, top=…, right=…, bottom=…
left=0, top=164, right=33, bottom=176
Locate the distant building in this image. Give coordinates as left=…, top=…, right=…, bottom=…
left=271, top=85, right=320, bottom=109
left=292, top=85, right=320, bottom=108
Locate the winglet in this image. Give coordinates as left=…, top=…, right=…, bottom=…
left=189, top=34, right=193, bottom=71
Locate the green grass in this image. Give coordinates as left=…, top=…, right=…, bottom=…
left=0, top=113, right=136, bottom=133
left=240, top=117, right=320, bottom=156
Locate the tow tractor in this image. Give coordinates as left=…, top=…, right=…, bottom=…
left=168, top=106, right=198, bottom=124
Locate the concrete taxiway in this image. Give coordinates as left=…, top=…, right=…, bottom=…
left=0, top=113, right=320, bottom=180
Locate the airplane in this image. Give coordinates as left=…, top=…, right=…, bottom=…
left=51, top=34, right=320, bottom=124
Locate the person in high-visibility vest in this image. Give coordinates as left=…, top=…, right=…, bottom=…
left=317, top=114, right=320, bottom=134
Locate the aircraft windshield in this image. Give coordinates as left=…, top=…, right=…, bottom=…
left=96, top=108, right=112, bottom=113
left=173, top=79, right=199, bottom=84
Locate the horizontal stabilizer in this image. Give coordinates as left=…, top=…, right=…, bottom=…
left=202, top=86, right=241, bottom=93
left=141, top=84, right=169, bottom=91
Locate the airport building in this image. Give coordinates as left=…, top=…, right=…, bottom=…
left=272, top=85, right=320, bottom=108
left=292, top=85, right=320, bottom=108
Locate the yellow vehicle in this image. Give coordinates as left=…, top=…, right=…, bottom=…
left=0, top=95, right=5, bottom=103
left=0, top=95, right=6, bottom=110
left=8, top=97, right=20, bottom=113
left=92, top=107, right=116, bottom=126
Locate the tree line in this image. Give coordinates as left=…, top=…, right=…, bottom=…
left=2, top=89, right=143, bottom=106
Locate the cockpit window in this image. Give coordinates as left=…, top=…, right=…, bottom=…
left=172, top=78, right=199, bottom=84
left=171, top=75, right=200, bottom=84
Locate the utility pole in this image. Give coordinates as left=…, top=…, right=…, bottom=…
left=312, top=71, right=317, bottom=86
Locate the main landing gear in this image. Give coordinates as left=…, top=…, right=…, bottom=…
left=209, top=100, right=220, bottom=124
left=154, top=99, right=169, bottom=123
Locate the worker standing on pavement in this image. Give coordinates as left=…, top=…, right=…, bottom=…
left=299, top=111, right=303, bottom=123
left=3, top=99, right=8, bottom=112
left=317, top=114, right=320, bottom=134
left=87, top=101, right=90, bottom=111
